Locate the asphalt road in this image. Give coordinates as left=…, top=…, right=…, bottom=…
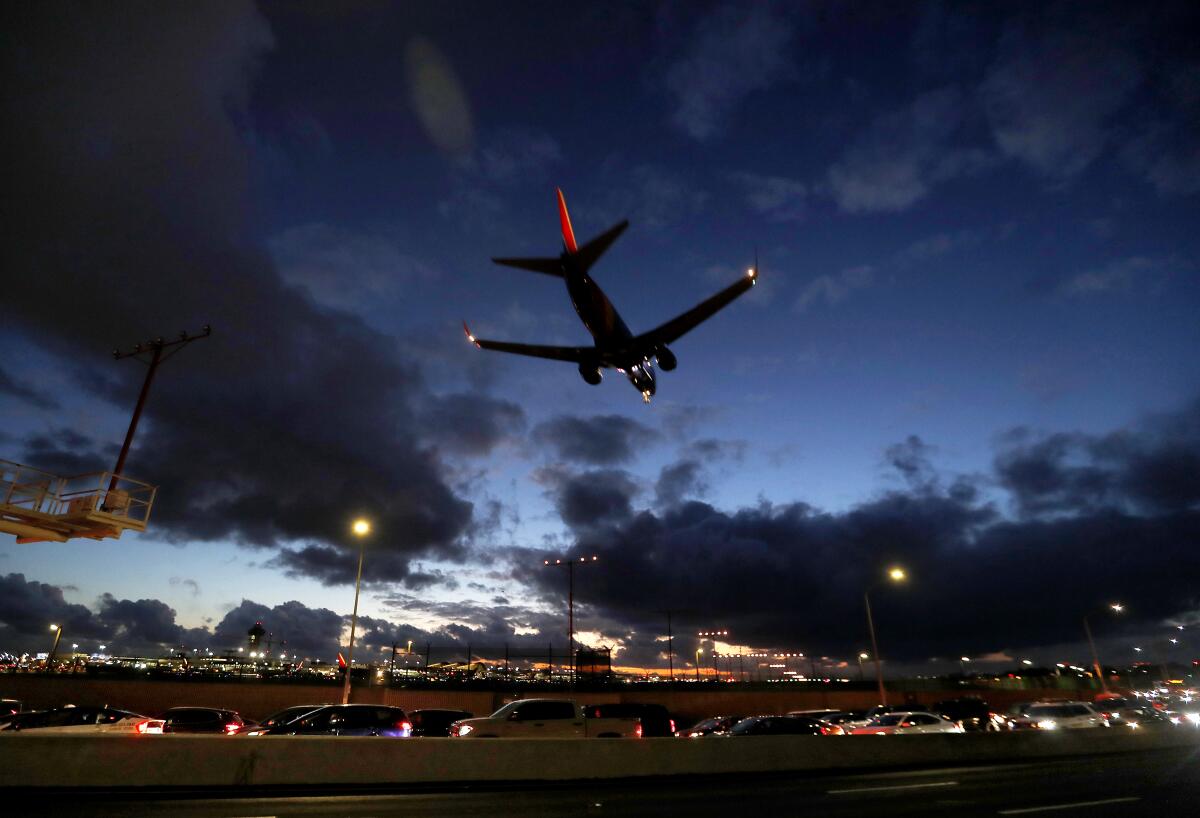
left=27, top=747, right=1200, bottom=817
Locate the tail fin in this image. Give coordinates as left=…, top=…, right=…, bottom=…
left=557, top=188, right=578, bottom=253
left=574, top=219, right=629, bottom=271
left=491, top=256, right=564, bottom=276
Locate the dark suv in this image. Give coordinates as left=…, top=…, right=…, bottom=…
left=249, top=704, right=412, bottom=737
left=932, top=698, right=1003, bottom=731
left=583, top=703, right=675, bottom=737
left=161, top=707, right=246, bottom=734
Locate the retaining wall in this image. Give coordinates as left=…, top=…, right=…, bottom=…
left=1, top=729, right=1196, bottom=790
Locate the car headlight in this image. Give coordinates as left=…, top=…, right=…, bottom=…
left=1037, top=719, right=1058, bottom=730
left=1186, top=713, right=1200, bottom=725
left=456, top=724, right=474, bottom=737
left=1126, top=721, right=1140, bottom=729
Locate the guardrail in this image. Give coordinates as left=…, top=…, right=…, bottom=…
left=2, top=729, right=1197, bottom=790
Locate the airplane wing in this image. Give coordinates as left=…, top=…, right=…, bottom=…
left=632, top=267, right=757, bottom=349
left=464, top=323, right=595, bottom=364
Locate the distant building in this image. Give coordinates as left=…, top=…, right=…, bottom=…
left=247, top=622, right=265, bottom=650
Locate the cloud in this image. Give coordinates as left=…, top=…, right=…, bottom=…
left=267, top=223, right=439, bottom=311
left=476, top=129, right=563, bottom=185
left=795, top=264, right=874, bottom=312
left=727, top=172, right=807, bottom=222
left=1056, top=256, right=1181, bottom=297
left=537, top=467, right=640, bottom=532
left=980, top=11, right=1141, bottom=178
left=3, top=4, right=527, bottom=586
left=531, top=414, right=654, bottom=465
left=417, top=393, right=526, bottom=456
left=0, top=365, right=58, bottom=410
left=515, top=398, right=1200, bottom=662
left=663, top=2, right=796, bottom=142
left=210, top=598, right=346, bottom=658
left=655, top=459, right=705, bottom=506
left=169, top=577, right=202, bottom=597
left=827, top=87, right=990, bottom=213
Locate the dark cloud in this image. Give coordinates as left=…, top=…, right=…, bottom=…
left=1, top=4, right=528, bottom=584
left=20, top=429, right=114, bottom=475
left=996, top=403, right=1200, bottom=518
left=531, top=414, right=654, bottom=465
left=884, top=435, right=938, bottom=491
left=169, top=577, right=202, bottom=597
left=517, top=400, right=1200, bottom=663
left=655, top=459, right=705, bottom=507
left=0, top=365, right=58, bottom=410
left=95, top=594, right=186, bottom=648
left=418, top=393, right=525, bottom=456
left=540, top=468, right=640, bottom=531
left=209, top=599, right=345, bottom=658
left=0, top=573, right=103, bottom=647
left=662, top=2, right=796, bottom=141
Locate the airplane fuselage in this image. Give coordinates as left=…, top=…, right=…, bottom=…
left=562, top=257, right=656, bottom=399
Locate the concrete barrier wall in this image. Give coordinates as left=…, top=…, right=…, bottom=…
left=0, top=675, right=1077, bottom=725
left=2, top=729, right=1197, bottom=790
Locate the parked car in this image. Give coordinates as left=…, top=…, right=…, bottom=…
left=812, top=710, right=870, bottom=730
left=245, top=704, right=412, bottom=737
left=729, top=715, right=840, bottom=736
left=246, top=704, right=325, bottom=734
left=1116, top=707, right=1179, bottom=730
left=931, top=698, right=1004, bottom=731
left=583, top=703, right=675, bottom=737
left=409, top=708, right=474, bottom=737
left=1008, top=702, right=1108, bottom=730
left=851, top=711, right=964, bottom=735
left=679, top=715, right=745, bottom=738
left=450, top=699, right=640, bottom=738
left=2, top=705, right=163, bottom=734
left=161, top=707, right=247, bottom=735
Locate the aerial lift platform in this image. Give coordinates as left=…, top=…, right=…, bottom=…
left=0, top=459, right=156, bottom=543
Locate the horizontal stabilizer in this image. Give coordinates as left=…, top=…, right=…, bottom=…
left=491, top=256, right=565, bottom=277
left=574, top=220, right=629, bottom=272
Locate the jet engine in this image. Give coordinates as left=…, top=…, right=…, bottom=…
left=579, top=364, right=603, bottom=385
left=655, top=346, right=677, bottom=371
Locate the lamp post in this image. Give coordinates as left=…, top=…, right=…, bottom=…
left=1082, top=602, right=1123, bottom=695
left=960, top=656, right=970, bottom=676
left=857, top=652, right=869, bottom=682
left=543, top=555, right=598, bottom=684
left=698, top=630, right=728, bottom=681
left=864, top=566, right=907, bottom=706
left=695, top=648, right=703, bottom=682
left=46, top=624, right=63, bottom=672
left=340, top=518, right=371, bottom=706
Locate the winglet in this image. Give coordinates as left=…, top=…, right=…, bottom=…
left=463, top=321, right=480, bottom=347
left=557, top=188, right=578, bottom=254
left=748, top=248, right=759, bottom=283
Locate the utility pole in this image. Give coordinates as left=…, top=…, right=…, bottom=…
left=543, top=555, right=598, bottom=685
left=109, top=326, right=211, bottom=493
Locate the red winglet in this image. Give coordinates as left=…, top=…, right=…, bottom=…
left=462, top=321, right=479, bottom=347
left=557, top=188, right=578, bottom=254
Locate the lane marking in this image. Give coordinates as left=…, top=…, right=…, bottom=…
left=828, top=781, right=959, bottom=794
left=998, top=797, right=1141, bottom=815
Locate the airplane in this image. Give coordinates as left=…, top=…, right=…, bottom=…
left=464, top=189, right=757, bottom=403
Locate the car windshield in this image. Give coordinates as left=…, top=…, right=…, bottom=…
left=874, top=715, right=906, bottom=726
left=1027, top=705, right=1078, bottom=718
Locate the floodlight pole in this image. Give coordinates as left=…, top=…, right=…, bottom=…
left=544, top=555, right=598, bottom=685
left=109, top=325, right=211, bottom=491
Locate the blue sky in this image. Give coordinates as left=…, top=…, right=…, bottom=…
left=2, top=1, right=1198, bottom=671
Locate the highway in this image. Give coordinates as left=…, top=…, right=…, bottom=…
left=34, top=747, right=1200, bottom=817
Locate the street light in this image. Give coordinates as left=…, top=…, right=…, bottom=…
left=864, top=566, right=907, bottom=705
left=1082, top=602, right=1123, bottom=694
left=341, top=517, right=371, bottom=706
left=857, top=652, right=869, bottom=681
left=46, top=624, right=63, bottom=672
left=960, top=656, right=970, bottom=675
left=695, top=648, right=703, bottom=682
left=543, top=555, right=598, bottom=684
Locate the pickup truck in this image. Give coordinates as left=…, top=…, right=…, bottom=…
left=449, top=698, right=641, bottom=738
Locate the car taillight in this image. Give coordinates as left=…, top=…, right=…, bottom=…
left=397, top=720, right=413, bottom=734
left=135, top=720, right=163, bottom=735
left=135, top=721, right=150, bottom=734
left=669, top=719, right=676, bottom=734
left=635, top=723, right=643, bottom=738
left=224, top=722, right=240, bottom=734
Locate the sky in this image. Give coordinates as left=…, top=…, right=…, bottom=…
left=2, top=1, right=1199, bottom=676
